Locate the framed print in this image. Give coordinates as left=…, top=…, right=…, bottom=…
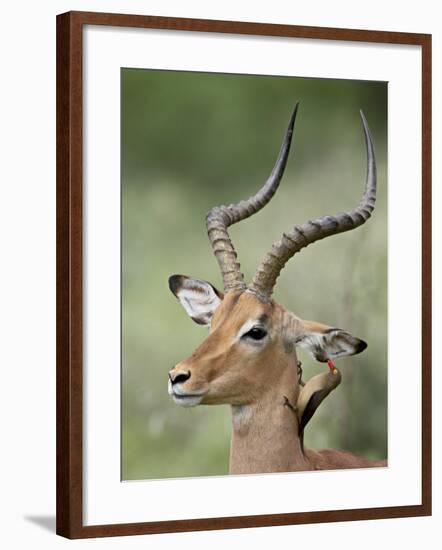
left=56, top=11, right=432, bottom=539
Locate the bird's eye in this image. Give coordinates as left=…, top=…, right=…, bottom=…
left=243, top=327, right=267, bottom=341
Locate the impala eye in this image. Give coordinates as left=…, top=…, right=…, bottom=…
left=243, top=327, right=267, bottom=341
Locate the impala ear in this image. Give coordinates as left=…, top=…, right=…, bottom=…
left=168, top=275, right=223, bottom=326
left=295, top=320, right=367, bottom=362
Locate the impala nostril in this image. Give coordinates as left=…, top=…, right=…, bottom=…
left=171, top=370, right=191, bottom=385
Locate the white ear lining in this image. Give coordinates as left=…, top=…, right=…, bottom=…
left=171, top=277, right=222, bottom=326
left=295, top=327, right=367, bottom=362
left=178, top=287, right=221, bottom=325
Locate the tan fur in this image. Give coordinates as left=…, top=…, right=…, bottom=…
left=169, top=109, right=380, bottom=473
left=169, top=290, right=387, bottom=474
left=305, top=449, right=387, bottom=470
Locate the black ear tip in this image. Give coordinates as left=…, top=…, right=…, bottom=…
left=168, top=274, right=185, bottom=295
left=356, top=339, right=368, bottom=354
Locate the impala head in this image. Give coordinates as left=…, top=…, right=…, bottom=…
left=168, top=104, right=376, bottom=408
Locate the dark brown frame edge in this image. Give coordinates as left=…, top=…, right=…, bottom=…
left=56, top=10, right=432, bottom=539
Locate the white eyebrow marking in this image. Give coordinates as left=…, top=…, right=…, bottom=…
left=236, top=319, right=265, bottom=341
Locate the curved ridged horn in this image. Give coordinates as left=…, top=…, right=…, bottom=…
left=206, top=104, right=299, bottom=292
left=249, top=110, right=377, bottom=300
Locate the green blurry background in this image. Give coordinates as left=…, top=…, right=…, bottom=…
left=122, top=69, right=388, bottom=480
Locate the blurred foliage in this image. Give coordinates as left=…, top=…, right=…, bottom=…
left=122, top=68, right=388, bottom=480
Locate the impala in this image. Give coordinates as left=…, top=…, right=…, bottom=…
left=168, top=104, right=386, bottom=474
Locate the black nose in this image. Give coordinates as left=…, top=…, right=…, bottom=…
left=169, top=370, right=191, bottom=385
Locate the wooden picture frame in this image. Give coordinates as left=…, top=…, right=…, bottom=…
left=56, top=10, right=432, bottom=539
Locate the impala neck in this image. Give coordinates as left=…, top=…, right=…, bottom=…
left=229, top=363, right=312, bottom=474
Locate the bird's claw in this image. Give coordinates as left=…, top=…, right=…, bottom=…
left=297, top=361, right=305, bottom=386
left=283, top=395, right=298, bottom=414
